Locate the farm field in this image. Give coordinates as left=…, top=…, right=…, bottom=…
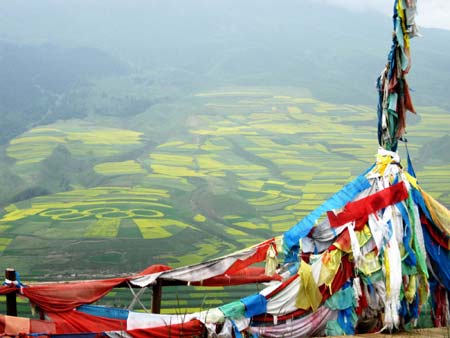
left=0, top=87, right=449, bottom=282
left=7, top=121, right=144, bottom=165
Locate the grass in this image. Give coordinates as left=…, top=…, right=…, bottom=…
left=151, top=164, right=205, bottom=177
left=233, top=221, right=268, bottom=230
left=94, top=160, right=146, bottom=175
left=143, top=174, right=195, bottom=192
left=174, top=242, right=222, bottom=266
left=7, top=120, right=144, bottom=165
left=1, top=208, right=46, bottom=222
left=225, top=228, right=248, bottom=236
left=85, top=219, right=121, bottom=238
left=65, top=130, right=142, bottom=145
left=192, top=126, right=258, bottom=136
left=238, top=180, right=265, bottom=191
left=263, top=214, right=295, bottom=222
left=193, top=214, right=206, bottom=222
left=0, top=237, right=12, bottom=252
left=133, top=219, right=192, bottom=239
left=287, top=106, right=302, bottom=114
left=150, top=153, right=195, bottom=166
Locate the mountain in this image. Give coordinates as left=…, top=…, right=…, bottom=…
left=2, top=1, right=450, bottom=107
left=0, top=41, right=129, bottom=144
left=0, top=1, right=448, bottom=281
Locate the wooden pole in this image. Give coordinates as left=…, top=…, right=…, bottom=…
left=151, top=280, right=162, bottom=314
left=5, top=268, right=17, bottom=316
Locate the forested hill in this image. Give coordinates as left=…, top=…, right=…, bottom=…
left=0, top=41, right=129, bottom=144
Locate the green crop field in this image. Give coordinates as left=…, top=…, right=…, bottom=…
left=0, top=87, right=448, bottom=282
left=8, top=121, right=144, bottom=165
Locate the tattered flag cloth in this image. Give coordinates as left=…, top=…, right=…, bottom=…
left=327, top=181, right=409, bottom=227
left=249, top=306, right=334, bottom=338
left=283, top=174, right=371, bottom=257
left=377, top=0, right=418, bottom=151
left=0, top=314, right=56, bottom=336
left=22, top=278, right=127, bottom=313
left=131, top=237, right=277, bottom=287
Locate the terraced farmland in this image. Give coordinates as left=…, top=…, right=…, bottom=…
left=8, top=121, right=144, bottom=165
left=0, top=184, right=241, bottom=276
left=0, top=87, right=449, bottom=283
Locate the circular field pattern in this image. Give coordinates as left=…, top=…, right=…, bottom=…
left=130, top=209, right=164, bottom=218
left=97, top=211, right=132, bottom=219
left=40, top=209, right=78, bottom=217
left=53, top=213, right=92, bottom=221
left=38, top=206, right=166, bottom=221
left=83, top=208, right=120, bottom=214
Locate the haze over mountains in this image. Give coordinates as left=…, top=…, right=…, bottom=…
left=0, top=0, right=449, bottom=277
left=2, top=3, right=450, bottom=109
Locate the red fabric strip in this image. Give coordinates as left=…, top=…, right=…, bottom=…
left=327, top=181, right=409, bottom=227
left=356, top=285, right=368, bottom=316
left=329, top=228, right=351, bottom=252
left=49, top=310, right=126, bottom=334
left=396, top=87, right=406, bottom=138
left=421, top=214, right=450, bottom=250
left=30, top=317, right=56, bottom=335
left=137, top=264, right=172, bottom=276
left=403, top=80, right=415, bottom=114
left=22, top=278, right=126, bottom=313
left=0, top=286, right=18, bottom=295
left=433, top=285, right=448, bottom=327
left=5, top=310, right=204, bottom=337
left=0, top=314, right=55, bottom=336
left=224, top=238, right=275, bottom=275
left=127, top=320, right=206, bottom=338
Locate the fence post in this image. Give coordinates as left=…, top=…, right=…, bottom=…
left=151, top=280, right=162, bottom=314
left=5, top=268, right=17, bottom=316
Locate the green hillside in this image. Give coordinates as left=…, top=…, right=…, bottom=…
left=0, top=87, right=448, bottom=279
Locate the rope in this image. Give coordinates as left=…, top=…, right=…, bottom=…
left=126, top=282, right=150, bottom=312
